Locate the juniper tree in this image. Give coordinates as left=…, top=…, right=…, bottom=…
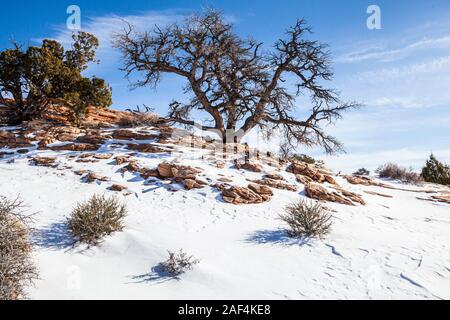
left=0, top=32, right=112, bottom=123
left=114, top=9, right=360, bottom=153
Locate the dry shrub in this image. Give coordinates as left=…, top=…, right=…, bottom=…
left=280, top=199, right=332, bottom=239
left=376, top=163, right=421, bottom=184
left=68, top=194, right=127, bottom=245
left=120, top=112, right=160, bottom=127
left=160, top=249, right=200, bottom=277
left=0, top=196, right=37, bottom=300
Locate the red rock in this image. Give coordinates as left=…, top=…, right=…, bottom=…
left=249, top=178, right=297, bottom=192
left=112, top=129, right=157, bottom=141
left=49, top=143, right=99, bottom=152
left=218, top=185, right=270, bottom=205
left=110, top=184, right=127, bottom=192
left=305, top=183, right=365, bottom=206
left=127, top=143, right=166, bottom=153
left=235, top=162, right=263, bottom=172
left=29, top=156, right=57, bottom=167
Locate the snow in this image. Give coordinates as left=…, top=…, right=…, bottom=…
left=1, top=127, right=449, bottom=300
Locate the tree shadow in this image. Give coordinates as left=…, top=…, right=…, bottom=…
left=244, top=229, right=311, bottom=247
left=32, top=221, right=75, bottom=250
left=128, top=264, right=175, bottom=285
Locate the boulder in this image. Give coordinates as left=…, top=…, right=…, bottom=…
left=73, top=170, right=89, bottom=176
left=92, top=153, right=113, bottom=160
left=85, top=172, right=109, bottom=183
left=49, top=143, right=99, bottom=152
left=112, top=129, right=157, bottom=141
left=344, top=175, right=389, bottom=188
left=115, top=156, right=130, bottom=165
left=295, top=174, right=313, bottom=185
left=249, top=178, right=298, bottom=192
left=287, top=162, right=337, bottom=185
left=120, top=161, right=141, bottom=173
left=139, top=168, right=160, bottom=179
left=235, top=162, right=263, bottom=173
left=215, top=161, right=226, bottom=169
left=172, top=165, right=202, bottom=181
left=127, top=143, right=166, bottom=153
left=76, top=133, right=108, bottom=145
left=183, top=179, right=205, bottom=190
left=157, top=162, right=174, bottom=178
left=305, top=183, right=365, bottom=206
left=29, top=156, right=57, bottom=167
left=220, top=184, right=271, bottom=205
left=248, top=183, right=274, bottom=197
left=110, top=184, right=128, bottom=192
left=264, top=173, right=284, bottom=181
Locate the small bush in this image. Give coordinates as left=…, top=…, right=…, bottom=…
left=421, top=154, right=450, bottom=185
left=280, top=200, right=332, bottom=239
left=120, top=112, right=160, bottom=127
left=376, top=163, right=421, bottom=184
left=0, top=196, right=37, bottom=300
left=68, top=194, right=127, bottom=245
left=353, top=168, right=370, bottom=176
left=160, top=249, right=200, bottom=277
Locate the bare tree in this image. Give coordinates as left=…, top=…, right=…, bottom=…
left=114, top=9, right=360, bottom=153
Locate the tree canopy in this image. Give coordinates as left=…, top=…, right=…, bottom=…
left=0, top=32, right=112, bottom=122
left=114, top=9, right=360, bottom=153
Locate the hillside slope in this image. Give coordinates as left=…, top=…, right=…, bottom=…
left=1, top=122, right=449, bottom=299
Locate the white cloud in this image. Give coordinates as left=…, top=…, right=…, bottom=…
left=355, top=56, right=450, bottom=82
left=337, top=35, right=450, bottom=63
left=35, top=10, right=185, bottom=68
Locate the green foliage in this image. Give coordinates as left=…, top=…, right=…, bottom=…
left=0, top=32, right=112, bottom=122
left=291, top=154, right=325, bottom=168
left=421, top=154, right=450, bottom=185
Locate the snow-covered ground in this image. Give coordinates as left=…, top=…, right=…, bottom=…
left=1, top=127, right=449, bottom=300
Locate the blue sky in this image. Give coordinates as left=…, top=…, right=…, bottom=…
left=1, top=0, right=450, bottom=172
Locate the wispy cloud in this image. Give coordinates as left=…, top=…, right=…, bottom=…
left=337, top=35, right=450, bottom=63
left=355, top=56, right=450, bottom=82
left=37, top=10, right=185, bottom=68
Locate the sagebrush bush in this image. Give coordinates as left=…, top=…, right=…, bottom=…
left=68, top=194, right=127, bottom=245
left=421, top=154, right=450, bottom=185
left=353, top=168, right=370, bottom=176
left=376, top=163, right=421, bottom=184
left=120, top=112, right=160, bottom=127
left=160, top=249, right=200, bottom=277
left=280, top=200, right=332, bottom=239
left=0, top=196, right=37, bottom=300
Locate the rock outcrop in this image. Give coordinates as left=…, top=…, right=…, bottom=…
left=235, top=162, right=263, bottom=173
left=249, top=178, right=298, bottom=192
left=29, top=156, right=57, bottom=167
left=217, top=183, right=273, bottom=205
left=287, top=162, right=337, bottom=185
left=305, top=183, right=366, bottom=206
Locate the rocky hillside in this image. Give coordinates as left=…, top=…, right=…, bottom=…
left=1, top=110, right=449, bottom=299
